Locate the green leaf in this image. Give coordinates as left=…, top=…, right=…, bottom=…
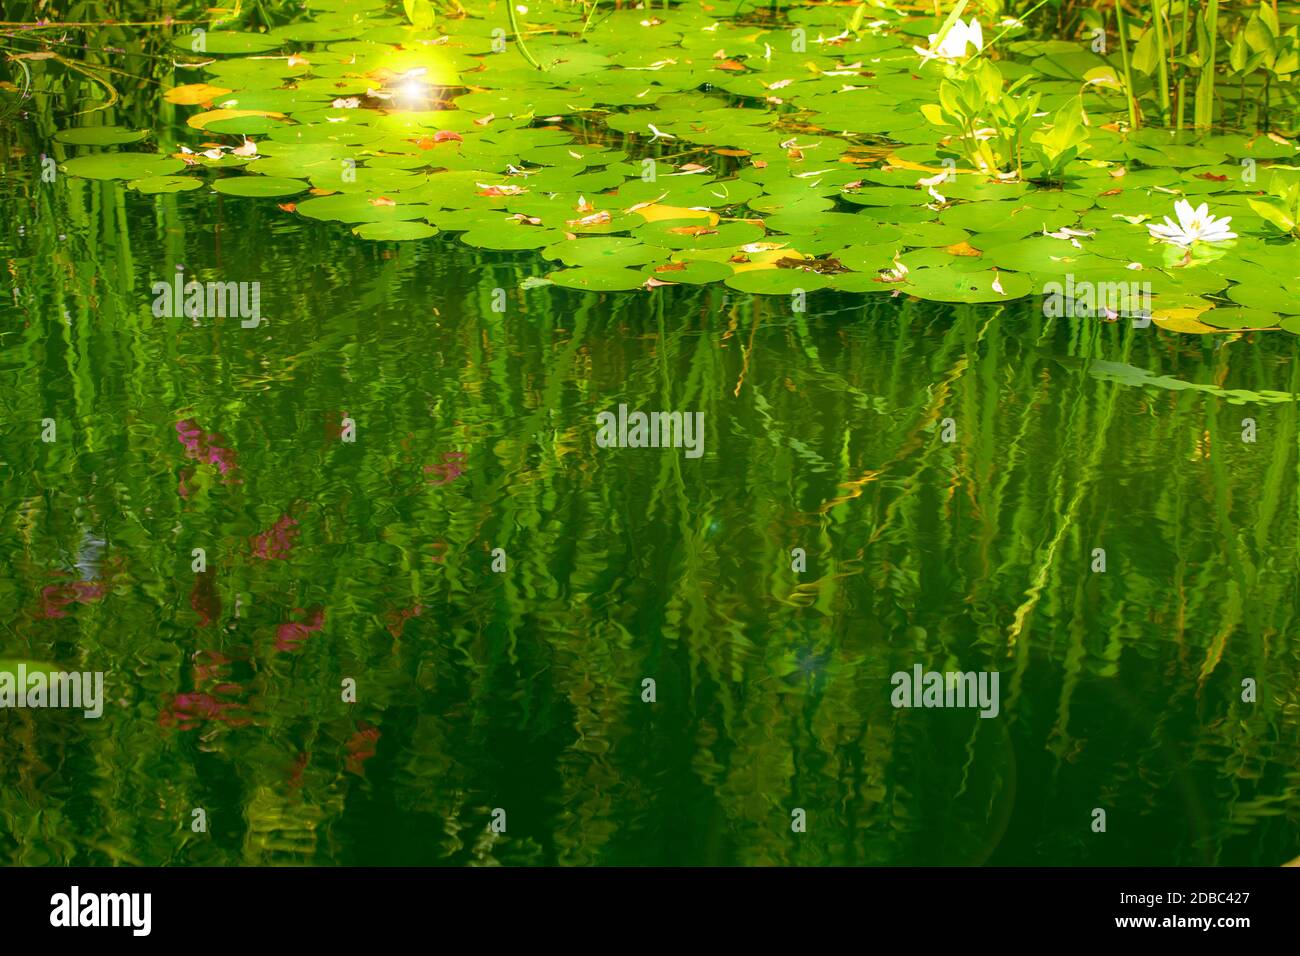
left=1247, top=196, right=1299, bottom=236
left=403, top=0, right=436, bottom=31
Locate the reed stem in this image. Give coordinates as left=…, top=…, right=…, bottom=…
left=1150, top=0, right=1171, bottom=124
left=1115, top=2, right=1140, bottom=129
left=1193, top=0, right=1219, bottom=128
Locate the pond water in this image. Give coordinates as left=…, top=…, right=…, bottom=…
left=3, top=179, right=1298, bottom=865
left=2, top=0, right=1299, bottom=866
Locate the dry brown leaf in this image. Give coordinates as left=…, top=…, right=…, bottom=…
left=566, top=210, right=612, bottom=227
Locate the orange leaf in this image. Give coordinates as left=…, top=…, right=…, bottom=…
left=368, top=196, right=397, bottom=207
left=477, top=184, right=526, bottom=197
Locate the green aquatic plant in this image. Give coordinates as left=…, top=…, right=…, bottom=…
left=1247, top=171, right=1300, bottom=238
left=505, top=1, right=544, bottom=71
left=402, top=0, right=436, bottom=31
left=923, top=59, right=1041, bottom=179
left=1029, top=95, right=1091, bottom=182
left=1228, top=3, right=1299, bottom=131
left=1193, top=0, right=1220, bottom=128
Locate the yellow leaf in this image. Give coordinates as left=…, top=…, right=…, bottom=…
left=187, top=108, right=286, bottom=130
left=1152, top=306, right=1218, bottom=334
left=731, top=249, right=807, bottom=272
left=164, top=83, right=233, bottom=106
left=883, top=152, right=978, bottom=175
left=631, top=203, right=720, bottom=224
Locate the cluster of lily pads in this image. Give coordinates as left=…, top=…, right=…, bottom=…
left=51, top=0, right=1300, bottom=329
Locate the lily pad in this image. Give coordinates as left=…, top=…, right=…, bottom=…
left=54, top=126, right=148, bottom=146
left=903, top=268, right=1034, bottom=302
left=212, top=176, right=308, bottom=198
left=62, top=153, right=186, bottom=180
left=549, top=267, right=650, bottom=291
left=724, top=270, right=830, bottom=295
left=353, top=221, right=439, bottom=241
left=129, top=176, right=204, bottom=194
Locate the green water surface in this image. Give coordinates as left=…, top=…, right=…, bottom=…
left=2, top=178, right=1298, bottom=865
left=2, top=0, right=1299, bottom=866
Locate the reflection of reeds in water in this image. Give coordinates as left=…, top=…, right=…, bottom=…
left=2, top=95, right=1300, bottom=865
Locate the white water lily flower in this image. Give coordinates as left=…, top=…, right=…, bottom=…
left=1147, top=200, right=1237, bottom=247
left=914, top=17, right=983, bottom=64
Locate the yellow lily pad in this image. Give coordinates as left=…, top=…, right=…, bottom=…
left=165, top=83, right=234, bottom=106
left=187, top=108, right=287, bottom=130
